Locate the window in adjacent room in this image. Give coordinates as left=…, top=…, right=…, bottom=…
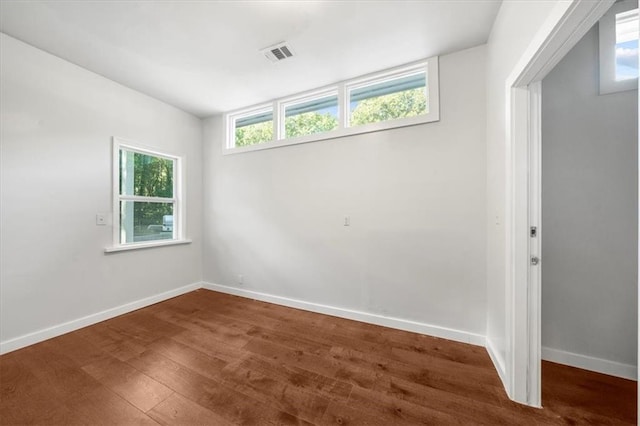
left=599, top=0, right=639, bottom=94
left=615, top=8, right=639, bottom=80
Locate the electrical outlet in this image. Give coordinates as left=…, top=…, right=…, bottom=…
left=344, top=216, right=350, bottom=226
left=237, top=274, right=244, bottom=285
left=96, top=214, right=107, bottom=226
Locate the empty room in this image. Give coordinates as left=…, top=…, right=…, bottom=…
left=0, top=0, right=637, bottom=425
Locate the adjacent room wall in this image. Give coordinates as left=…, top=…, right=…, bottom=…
left=484, top=0, right=568, bottom=383
left=541, top=26, right=638, bottom=375
left=202, top=45, right=487, bottom=343
left=0, top=34, right=203, bottom=351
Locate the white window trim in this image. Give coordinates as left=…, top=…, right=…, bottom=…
left=599, top=0, right=638, bottom=95
left=277, top=87, right=340, bottom=140
left=224, top=56, right=439, bottom=155
left=345, top=64, right=428, bottom=127
left=225, top=103, right=273, bottom=149
left=106, top=137, right=189, bottom=253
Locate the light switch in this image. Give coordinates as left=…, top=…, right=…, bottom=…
left=96, top=214, right=107, bottom=226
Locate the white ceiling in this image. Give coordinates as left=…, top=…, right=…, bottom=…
left=0, top=1, right=502, bottom=118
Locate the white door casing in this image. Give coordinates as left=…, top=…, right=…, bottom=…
left=503, top=0, right=616, bottom=408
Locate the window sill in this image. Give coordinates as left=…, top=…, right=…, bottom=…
left=599, top=78, right=638, bottom=95
left=105, top=239, right=192, bottom=253
left=223, top=112, right=440, bottom=155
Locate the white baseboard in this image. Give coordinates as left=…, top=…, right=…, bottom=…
left=202, top=282, right=485, bottom=346
left=542, top=346, right=637, bottom=381
left=486, top=337, right=510, bottom=395
left=0, top=282, right=203, bottom=355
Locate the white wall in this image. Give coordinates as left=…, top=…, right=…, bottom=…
left=202, top=46, right=487, bottom=342
left=0, top=34, right=203, bottom=350
left=484, top=0, right=568, bottom=380
left=541, top=26, right=638, bottom=372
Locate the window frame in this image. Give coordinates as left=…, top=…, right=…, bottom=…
left=106, top=137, right=189, bottom=253
left=346, top=64, right=429, bottom=129
left=228, top=103, right=275, bottom=149
left=278, top=87, right=340, bottom=141
left=599, top=0, right=638, bottom=95
left=224, top=56, right=439, bottom=155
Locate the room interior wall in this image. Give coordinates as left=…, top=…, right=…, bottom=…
left=0, top=33, right=203, bottom=352
left=202, top=45, right=487, bottom=344
left=484, top=0, right=568, bottom=383
left=541, top=25, right=638, bottom=377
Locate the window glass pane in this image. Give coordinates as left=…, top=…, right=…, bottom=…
left=349, top=72, right=427, bottom=127
left=234, top=111, right=273, bottom=147
left=120, top=201, right=174, bottom=244
left=615, top=8, right=639, bottom=81
left=119, top=150, right=174, bottom=198
left=285, top=95, right=338, bottom=138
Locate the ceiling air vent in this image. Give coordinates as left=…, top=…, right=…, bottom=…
left=261, top=42, right=295, bottom=63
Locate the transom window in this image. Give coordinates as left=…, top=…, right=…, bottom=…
left=348, top=71, right=427, bottom=127
left=224, top=57, right=439, bottom=153
left=234, top=107, right=273, bottom=147
left=282, top=92, right=339, bottom=139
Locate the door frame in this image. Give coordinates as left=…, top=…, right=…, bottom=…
left=505, top=0, right=616, bottom=407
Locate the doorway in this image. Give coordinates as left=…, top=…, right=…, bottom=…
left=502, top=0, right=639, bottom=411
left=539, top=19, right=637, bottom=422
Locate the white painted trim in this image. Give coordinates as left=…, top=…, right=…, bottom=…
left=511, top=1, right=615, bottom=87
left=338, top=81, right=348, bottom=130
left=542, top=347, right=637, bottom=381
left=486, top=337, right=509, bottom=391
left=2, top=278, right=489, bottom=363
left=527, top=80, right=543, bottom=408
left=502, top=0, right=617, bottom=407
left=637, top=29, right=640, bottom=422
left=223, top=56, right=439, bottom=155
left=508, top=85, right=532, bottom=404
left=0, top=282, right=203, bottom=355
left=225, top=103, right=274, bottom=149
left=223, top=114, right=440, bottom=155
left=104, top=238, right=192, bottom=253
left=111, top=137, right=186, bottom=248
left=505, top=80, right=544, bottom=408
left=202, top=282, right=485, bottom=346
left=277, top=87, right=340, bottom=140
left=637, top=43, right=640, bottom=420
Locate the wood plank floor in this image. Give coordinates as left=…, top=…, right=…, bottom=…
left=0, top=289, right=636, bottom=425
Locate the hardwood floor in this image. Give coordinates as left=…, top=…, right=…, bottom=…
left=0, top=289, right=636, bottom=425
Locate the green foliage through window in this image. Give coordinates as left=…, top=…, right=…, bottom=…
left=285, top=112, right=338, bottom=138
left=119, top=148, right=175, bottom=242
left=351, top=88, right=427, bottom=127
left=227, top=60, right=437, bottom=151
left=235, top=121, right=273, bottom=147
